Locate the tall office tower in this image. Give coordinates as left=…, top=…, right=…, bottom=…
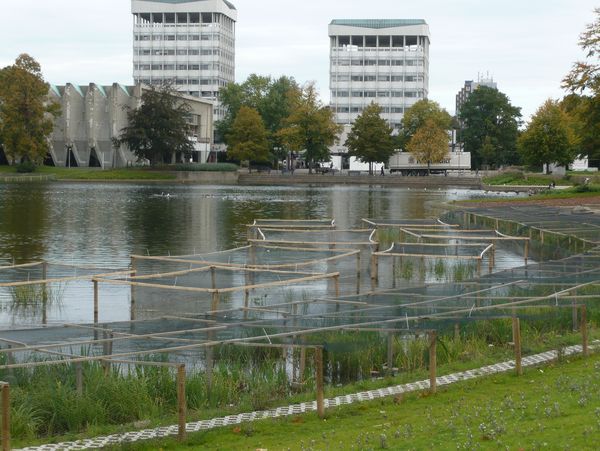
left=132, top=0, right=237, bottom=122
left=455, top=77, right=497, bottom=116
left=328, top=19, right=430, bottom=131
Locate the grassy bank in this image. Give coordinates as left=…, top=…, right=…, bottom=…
left=8, top=319, right=598, bottom=448
left=0, top=166, right=176, bottom=181
left=109, top=352, right=600, bottom=450
left=483, top=172, right=571, bottom=186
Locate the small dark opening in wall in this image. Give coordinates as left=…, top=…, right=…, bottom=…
left=89, top=148, right=102, bottom=168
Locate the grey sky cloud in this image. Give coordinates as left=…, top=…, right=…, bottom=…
left=0, top=0, right=596, bottom=119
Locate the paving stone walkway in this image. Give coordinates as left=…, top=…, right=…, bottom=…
left=17, top=341, right=596, bottom=451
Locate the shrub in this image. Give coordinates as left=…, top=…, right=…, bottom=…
left=15, top=161, right=36, bottom=173
left=173, top=163, right=239, bottom=172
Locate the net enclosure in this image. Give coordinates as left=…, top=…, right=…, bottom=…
left=363, top=218, right=460, bottom=228
left=247, top=218, right=335, bottom=239
left=130, top=244, right=360, bottom=273
left=250, top=228, right=378, bottom=247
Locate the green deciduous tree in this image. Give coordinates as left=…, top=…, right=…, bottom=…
left=278, top=83, right=341, bottom=173
left=518, top=99, right=579, bottom=173
left=116, top=84, right=194, bottom=166
left=399, top=99, right=452, bottom=149
left=0, top=54, right=60, bottom=165
left=345, top=103, right=395, bottom=175
left=406, top=118, right=450, bottom=174
left=226, top=106, right=270, bottom=168
left=458, top=86, right=522, bottom=169
left=562, top=8, right=600, bottom=163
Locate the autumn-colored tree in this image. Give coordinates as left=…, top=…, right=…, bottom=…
left=345, top=103, right=395, bottom=174
left=226, top=106, right=270, bottom=169
left=398, top=99, right=452, bottom=149
left=278, top=83, right=341, bottom=173
left=405, top=118, right=449, bottom=175
left=0, top=54, right=60, bottom=166
left=116, top=84, right=194, bottom=165
left=518, top=99, right=579, bottom=173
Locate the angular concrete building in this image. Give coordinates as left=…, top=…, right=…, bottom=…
left=47, top=83, right=214, bottom=168
left=132, top=0, right=237, bottom=122
left=455, top=77, right=497, bottom=116
left=329, top=19, right=430, bottom=131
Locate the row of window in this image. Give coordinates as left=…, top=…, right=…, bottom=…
left=135, top=63, right=222, bottom=71
left=332, top=90, right=424, bottom=98
left=136, top=49, right=222, bottom=56
left=137, top=78, right=227, bottom=87
left=332, top=75, right=424, bottom=82
left=332, top=58, right=425, bottom=66
left=334, top=106, right=406, bottom=114
left=135, top=34, right=221, bottom=42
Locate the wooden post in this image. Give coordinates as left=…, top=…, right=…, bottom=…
left=243, top=290, right=249, bottom=320
left=581, top=305, right=589, bottom=357
left=512, top=317, right=522, bottom=376
left=334, top=275, right=340, bottom=298
left=370, top=255, right=378, bottom=282
left=299, top=347, right=306, bottom=383
left=524, top=240, right=529, bottom=265
left=130, top=257, right=137, bottom=321
left=387, top=332, right=394, bottom=376
left=177, top=364, right=187, bottom=441
left=355, top=252, right=361, bottom=294
left=476, top=259, right=482, bottom=276
left=93, top=280, right=99, bottom=326
left=428, top=331, right=437, bottom=394
left=315, top=347, right=325, bottom=419
left=572, top=300, right=579, bottom=332
left=1, top=383, right=9, bottom=451
left=41, top=261, right=48, bottom=325
left=76, top=363, right=83, bottom=396
left=211, top=291, right=220, bottom=312
left=392, top=257, right=397, bottom=289
left=210, top=266, right=216, bottom=290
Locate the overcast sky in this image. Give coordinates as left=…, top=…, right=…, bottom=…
left=0, top=0, right=597, bottom=119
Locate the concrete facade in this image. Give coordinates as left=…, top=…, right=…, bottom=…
left=329, top=19, right=430, bottom=131
left=48, top=83, right=214, bottom=168
left=132, top=0, right=237, bottom=123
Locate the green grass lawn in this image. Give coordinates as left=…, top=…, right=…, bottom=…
left=0, top=166, right=176, bottom=180
left=107, top=353, right=600, bottom=450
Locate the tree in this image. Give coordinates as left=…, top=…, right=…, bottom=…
left=116, top=84, right=194, bottom=165
left=345, top=103, right=395, bottom=174
left=217, top=74, right=299, bottom=164
left=562, top=8, right=600, bottom=163
left=458, top=86, right=522, bottom=169
left=226, top=106, right=270, bottom=168
left=405, top=118, right=450, bottom=174
left=278, top=83, right=341, bottom=173
left=518, top=99, right=579, bottom=173
left=0, top=54, right=60, bottom=165
left=399, top=99, right=452, bottom=149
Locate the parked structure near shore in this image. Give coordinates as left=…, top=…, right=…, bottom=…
left=48, top=83, right=213, bottom=168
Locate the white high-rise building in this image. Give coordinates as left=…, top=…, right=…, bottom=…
left=132, top=0, right=237, bottom=122
left=329, top=19, right=430, bottom=131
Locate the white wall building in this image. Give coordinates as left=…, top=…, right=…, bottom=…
left=132, top=0, right=236, bottom=123
left=329, top=19, right=430, bottom=131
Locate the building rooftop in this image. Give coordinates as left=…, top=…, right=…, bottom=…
left=330, top=19, right=426, bottom=29
left=139, top=0, right=236, bottom=10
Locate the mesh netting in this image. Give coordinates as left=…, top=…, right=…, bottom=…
left=254, top=228, right=377, bottom=246
left=380, top=242, right=492, bottom=258
left=363, top=218, right=459, bottom=228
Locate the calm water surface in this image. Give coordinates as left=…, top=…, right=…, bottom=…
left=0, top=182, right=515, bottom=327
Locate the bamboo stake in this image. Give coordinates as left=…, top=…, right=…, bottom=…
left=177, top=364, right=187, bottom=441
left=572, top=300, right=579, bottom=331
left=211, top=292, right=220, bottom=312
left=355, top=252, right=361, bottom=294
left=315, top=347, right=325, bottom=419
left=1, top=383, right=9, bottom=451
left=429, top=331, right=437, bottom=394
left=244, top=290, right=249, bottom=320
left=512, top=317, right=522, bottom=376
left=210, top=266, right=216, bottom=290
left=334, top=275, right=340, bottom=297
left=581, top=305, right=589, bottom=357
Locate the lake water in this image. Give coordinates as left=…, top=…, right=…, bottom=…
left=0, top=182, right=520, bottom=328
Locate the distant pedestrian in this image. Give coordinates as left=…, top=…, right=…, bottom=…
left=380, top=166, right=385, bottom=176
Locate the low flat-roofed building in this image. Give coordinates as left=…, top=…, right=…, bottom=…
left=48, top=83, right=213, bottom=167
